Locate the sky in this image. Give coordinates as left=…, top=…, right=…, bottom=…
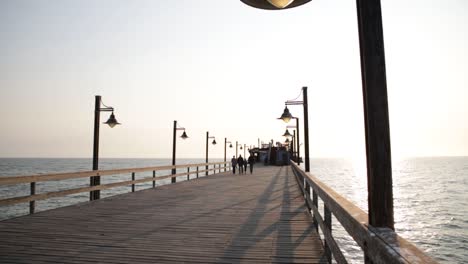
left=0, top=0, right=467, bottom=160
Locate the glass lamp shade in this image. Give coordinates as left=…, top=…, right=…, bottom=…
left=267, top=0, right=293, bottom=8
left=240, top=146, right=243, bottom=150
left=282, top=129, right=293, bottom=137
left=103, top=112, right=121, bottom=128
left=279, top=106, right=293, bottom=123
left=180, top=131, right=189, bottom=139
left=212, top=139, right=217, bottom=145
left=229, top=144, right=233, bottom=148
left=240, top=0, right=311, bottom=10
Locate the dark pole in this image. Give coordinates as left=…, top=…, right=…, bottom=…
left=236, top=141, right=238, bottom=157
left=296, top=117, right=300, bottom=165
left=302, top=87, right=310, bottom=172
left=224, top=138, right=227, bottom=163
left=205, top=131, right=209, bottom=176
left=356, top=0, right=394, bottom=229
left=91, top=95, right=101, bottom=201
left=292, top=130, right=296, bottom=161
left=171, top=120, right=177, bottom=183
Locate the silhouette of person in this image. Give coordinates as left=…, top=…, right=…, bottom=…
left=231, top=156, right=237, bottom=174
left=237, top=155, right=244, bottom=174
left=248, top=155, right=255, bottom=174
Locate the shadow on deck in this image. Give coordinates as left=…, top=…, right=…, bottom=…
left=0, top=165, right=326, bottom=263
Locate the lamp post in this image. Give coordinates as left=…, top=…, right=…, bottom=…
left=91, top=95, right=120, bottom=201
left=243, top=144, right=246, bottom=157
left=278, top=87, right=309, bottom=172
left=236, top=141, right=239, bottom=157
left=172, top=120, right=189, bottom=183
left=240, top=0, right=394, bottom=229
left=206, top=132, right=216, bottom=176
left=283, top=126, right=296, bottom=161
left=224, top=138, right=233, bottom=170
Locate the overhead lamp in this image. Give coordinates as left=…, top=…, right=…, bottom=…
left=180, top=131, right=189, bottom=139
left=103, top=112, right=121, bottom=128
left=278, top=106, right=293, bottom=123
left=282, top=129, right=293, bottom=137
left=240, top=0, right=311, bottom=10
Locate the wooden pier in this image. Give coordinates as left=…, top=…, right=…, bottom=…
left=0, top=165, right=327, bottom=263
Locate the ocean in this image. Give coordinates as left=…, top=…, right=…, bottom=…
left=1, top=157, right=467, bottom=263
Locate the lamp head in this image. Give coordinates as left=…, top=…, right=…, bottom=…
left=279, top=106, right=293, bottom=123
left=282, top=128, right=293, bottom=137
left=229, top=143, right=233, bottom=148
left=212, top=139, right=217, bottom=145
left=240, top=0, right=311, bottom=10
left=180, top=131, right=189, bottom=139
left=104, top=112, right=121, bottom=128
left=240, top=146, right=243, bottom=150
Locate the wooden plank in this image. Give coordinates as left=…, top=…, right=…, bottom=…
left=0, top=161, right=229, bottom=185
left=0, top=165, right=325, bottom=263
left=291, top=162, right=437, bottom=264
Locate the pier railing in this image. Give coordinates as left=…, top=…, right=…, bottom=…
left=290, top=161, right=437, bottom=264
left=0, top=161, right=230, bottom=215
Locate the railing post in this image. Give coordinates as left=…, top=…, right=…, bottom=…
left=324, top=205, right=332, bottom=263
left=153, top=170, right=156, bottom=188
left=29, top=182, right=35, bottom=214
left=305, top=181, right=311, bottom=210
left=187, top=167, right=190, bottom=181
left=131, top=172, right=135, bottom=192
left=196, top=166, right=199, bottom=178
left=312, top=189, right=318, bottom=232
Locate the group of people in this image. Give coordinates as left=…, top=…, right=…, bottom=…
left=231, top=155, right=255, bottom=174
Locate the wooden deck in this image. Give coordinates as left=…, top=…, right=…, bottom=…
left=0, top=165, right=326, bottom=263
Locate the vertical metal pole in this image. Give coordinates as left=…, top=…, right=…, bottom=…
left=296, top=117, right=300, bottom=165
left=206, top=131, right=209, bottom=176
left=258, top=138, right=260, bottom=148
left=131, top=172, right=135, bottom=192
left=236, top=141, right=238, bottom=157
left=244, top=144, right=246, bottom=157
left=356, top=0, right=394, bottom=229
left=171, top=120, right=177, bottom=183
left=292, top=130, right=296, bottom=161
left=152, top=171, right=156, bottom=188
left=196, top=166, right=199, bottom=178
left=224, top=138, right=227, bottom=170
left=91, top=95, right=101, bottom=201
left=187, top=167, right=190, bottom=180
left=303, top=87, right=310, bottom=172
left=29, top=182, right=35, bottom=214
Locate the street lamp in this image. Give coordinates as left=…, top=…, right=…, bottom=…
left=206, top=132, right=216, bottom=176
left=172, top=120, right=189, bottom=183
left=224, top=138, right=233, bottom=169
left=241, top=0, right=394, bottom=229
left=91, top=95, right=120, bottom=201
left=282, top=128, right=293, bottom=137
left=278, top=87, right=310, bottom=173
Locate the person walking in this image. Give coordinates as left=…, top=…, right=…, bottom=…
left=231, top=156, right=237, bottom=174
left=237, top=155, right=244, bottom=174
left=248, top=155, right=255, bottom=174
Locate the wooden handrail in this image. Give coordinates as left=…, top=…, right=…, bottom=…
left=0, top=162, right=230, bottom=210
left=290, top=162, right=437, bottom=264
left=0, top=161, right=228, bottom=185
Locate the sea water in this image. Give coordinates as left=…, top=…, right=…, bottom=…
left=1, top=157, right=467, bottom=263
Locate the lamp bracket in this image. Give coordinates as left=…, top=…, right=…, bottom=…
left=285, top=101, right=303, bottom=106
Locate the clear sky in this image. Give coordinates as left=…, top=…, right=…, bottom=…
left=0, top=0, right=467, bottom=160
